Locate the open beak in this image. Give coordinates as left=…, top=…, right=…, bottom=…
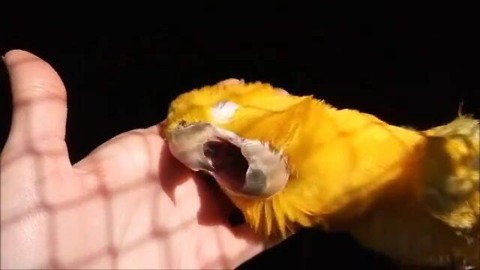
left=164, top=122, right=290, bottom=199
left=166, top=122, right=217, bottom=172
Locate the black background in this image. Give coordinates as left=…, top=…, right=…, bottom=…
left=1, top=1, right=478, bottom=269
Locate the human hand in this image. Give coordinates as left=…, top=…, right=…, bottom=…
left=1, top=50, right=266, bottom=269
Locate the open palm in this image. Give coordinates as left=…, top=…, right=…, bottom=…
left=1, top=50, right=266, bottom=269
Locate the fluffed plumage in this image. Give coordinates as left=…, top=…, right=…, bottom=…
left=162, top=79, right=479, bottom=268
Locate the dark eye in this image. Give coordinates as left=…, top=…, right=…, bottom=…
left=178, top=120, right=187, bottom=127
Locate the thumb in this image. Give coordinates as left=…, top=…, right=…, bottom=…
left=2, top=50, right=68, bottom=155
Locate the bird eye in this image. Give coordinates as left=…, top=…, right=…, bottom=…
left=178, top=120, right=187, bottom=127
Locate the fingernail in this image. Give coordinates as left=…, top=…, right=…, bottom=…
left=217, top=78, right=243, bottom=86
left=277, top=88, right=290, bottom=95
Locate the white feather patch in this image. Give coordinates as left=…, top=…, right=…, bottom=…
left=211, top=100, right=239, bottom=124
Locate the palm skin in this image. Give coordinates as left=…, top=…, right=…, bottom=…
left=1, top=50, right=266, bottom=269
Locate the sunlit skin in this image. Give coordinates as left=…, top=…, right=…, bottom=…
left=0, top=50, right=267, bottom=269
left=163, top=80, right=479, bottom=268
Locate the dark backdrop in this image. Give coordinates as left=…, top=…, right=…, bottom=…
left=1, top=2, right=478, bottom=269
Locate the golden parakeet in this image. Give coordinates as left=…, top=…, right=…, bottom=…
left=161, top=79, right=479, bottom=269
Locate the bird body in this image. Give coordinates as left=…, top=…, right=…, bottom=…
left=162, top=80, right=479, bottom=268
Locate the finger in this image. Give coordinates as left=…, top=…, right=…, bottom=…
left=3, top=49, right=68, bottom=151
left=224, top=224, right=274, bottom=269
left=216, top=78, right=290, bottom=95
left=73, top=124, right=173, bottom=191
left=216, top=78, right=244, bottom=86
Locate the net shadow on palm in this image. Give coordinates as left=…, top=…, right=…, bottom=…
left=0, top=50, right=266, bottom=270
left=2, top=123, right=266, bottom=269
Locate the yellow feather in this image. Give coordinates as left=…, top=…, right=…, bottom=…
left=163, top=80, right=479, bottom=267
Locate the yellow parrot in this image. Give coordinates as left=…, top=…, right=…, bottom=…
left=161, top=79, right=479, bottom=269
